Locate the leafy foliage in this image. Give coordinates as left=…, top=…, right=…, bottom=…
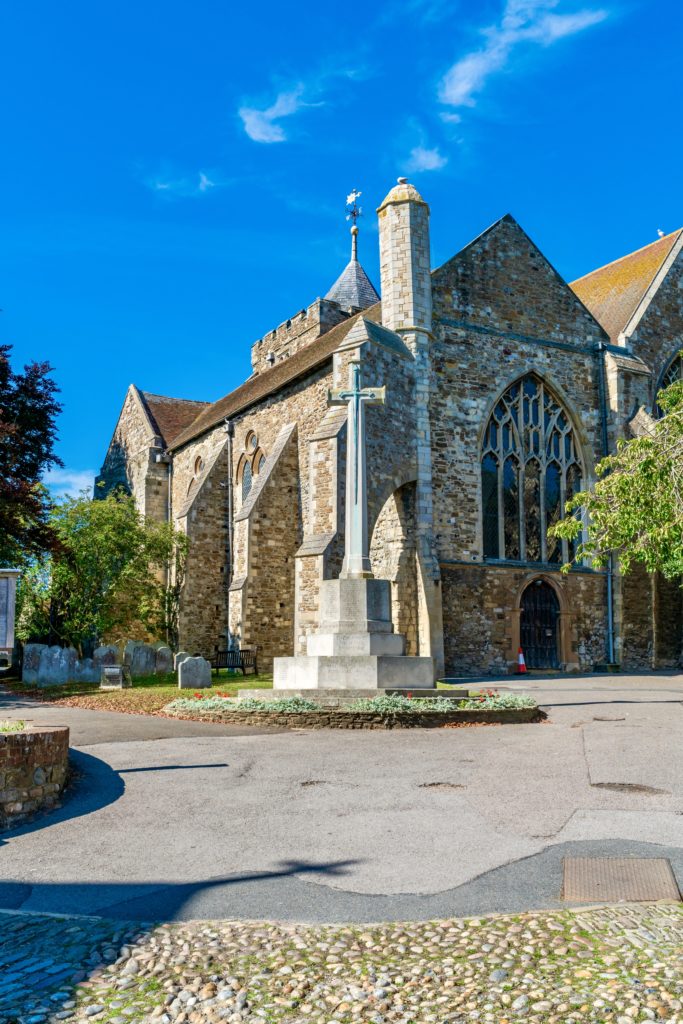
left=0, top=344, right=62, bottom=564
left=167, top=695, right=319, bottom=713
left=166, top=691, right=537, bottom=714
left=350, top=692, right=536, bottom=711
left=552, top=374, right=683, bottom=579
left=0, top=719, right=26, bottom=733
left=16, top=490, right=188, bottom=654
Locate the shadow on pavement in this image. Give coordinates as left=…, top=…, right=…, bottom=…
left=0, top=748, right=125, bottom=849
left=0, top=860, right=359, bottom=1019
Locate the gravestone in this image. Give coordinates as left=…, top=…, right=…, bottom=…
left=155, top=645, right=173, bottom=674
left=75, top=657, right=99, bottom=684
left=22, top=643, right=44, bottom=685
left=94, top=645, right=119, bottom=669
left=174, top=651, right=191, bottom=670
left=0, top=569, right=20, bottom=669
left=38, top=646, right=78, bottom=687
left=178, top=656, right=211, bottom=689
left=123, top=641, right=157, bottom=678
left=100, top=664, right=132, bottom=690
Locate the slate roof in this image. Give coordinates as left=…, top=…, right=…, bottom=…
left=139, top=391, right=210, bottom=447
left=325, top=258, right=380, bottom=310
left=169, top=303, right=382, bottom=451
left=570, top=229, right=683, bottom=343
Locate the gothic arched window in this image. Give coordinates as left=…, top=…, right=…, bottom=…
left=655, top=353, right=682, bottom=417
left=241, top=460, right=252, bottom=501
left=662, top=353, right=683, bottom=390
left=481, top=375, right=583, bottom=564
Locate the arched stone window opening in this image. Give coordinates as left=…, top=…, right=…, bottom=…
left=656, top=352, right=683, bottom=416
left=481, top=375, right=584, bottom=564
left=241, top=459, right=252, bottom=501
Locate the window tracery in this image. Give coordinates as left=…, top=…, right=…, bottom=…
left=481, top=375, right=583, bottom=564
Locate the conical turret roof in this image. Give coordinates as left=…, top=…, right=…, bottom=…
left=325, top=227, right=380, bottom=310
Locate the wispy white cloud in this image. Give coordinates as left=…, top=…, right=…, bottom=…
left=238, top=85, right=309, bottom=143
left=405, top=145, right=448, bottom=172
left=146, top=170, right=223, bottom=198
left=44, top=468, right=96, bottom=499
left=439, top=0, right=608, bottom=109
left=238, top=62, right=368, bottom=144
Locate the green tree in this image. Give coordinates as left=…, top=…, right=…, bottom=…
left=553, top=374, right=683, bottom=579
left=0, top=344, right=62, bottom=565
left=17, top=490, right=188, bottom=654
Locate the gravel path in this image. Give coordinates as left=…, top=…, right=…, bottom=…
left=3, top=904, right=683, bottom=1024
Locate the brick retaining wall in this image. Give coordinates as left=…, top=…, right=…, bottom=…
left=0, top=726, right=69, bottom=830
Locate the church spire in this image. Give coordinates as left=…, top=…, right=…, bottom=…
left=324, top=188, right=380, bottom=311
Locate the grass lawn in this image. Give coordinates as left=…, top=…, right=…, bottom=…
left=0, top=671, right=273, bottom=716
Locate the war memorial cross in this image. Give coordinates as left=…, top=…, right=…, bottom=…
left=328, top=360, right=385, bottom=579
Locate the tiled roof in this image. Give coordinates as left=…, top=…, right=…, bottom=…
left=139, top=391, right=210, bottom=447
left=570, top=229, right=682, bottom=343
left=325, top=258, right=380, bottom=310
left=169, top=303, right=382, bottom=451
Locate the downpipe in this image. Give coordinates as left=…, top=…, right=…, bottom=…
left=596, top=341, right=616, bottom=665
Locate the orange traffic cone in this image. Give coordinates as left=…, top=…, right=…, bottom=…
left=517, top=647, right=527, bottom=674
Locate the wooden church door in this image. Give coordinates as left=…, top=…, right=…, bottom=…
left=520, top=580, right=560, bottom=669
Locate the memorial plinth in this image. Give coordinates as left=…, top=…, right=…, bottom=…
left=274, top=576, right=433, bottom=688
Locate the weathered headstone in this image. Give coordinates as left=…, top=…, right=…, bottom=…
left=22, top=643, right=45, bottom=685
left=174, top=651, right=191, bottom=670
left=178, top=656, right=211, bottom=689
left=0, top=569, right=20, bottom=669
left=75, top=657, right=99, bottom=684
left=94, top=645, right=119, bottom=669
left=38, top=646, right=78, bottom=687
left=155, top=645, right=173, bottom=674
left=100, top=664, right=132, bottom=690
left=123, top=641, right=156, bottom=678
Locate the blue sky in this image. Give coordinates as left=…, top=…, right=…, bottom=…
left=2, top=0, right=681, bottom=496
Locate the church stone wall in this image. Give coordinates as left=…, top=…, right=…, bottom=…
left=96, top=387, right=167, bottom=517
left=428, top=219, right=611, bottom=674
left=441, top=564, right=607, bottom=676
left=171, top=427, right=231, bottom=656
left=430, top=221, right=605, bottom=563
left=250, top=298, right=350, bottom=375
left=620, top=567, right=683, bottom=670
left=627, top=250, right=683, bottom=400
left=434, top=216, right=605, bottom=348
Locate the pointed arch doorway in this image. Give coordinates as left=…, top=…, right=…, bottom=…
left=520, top=579, right=560, bottom=669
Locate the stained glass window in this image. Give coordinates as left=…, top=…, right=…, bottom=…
left=481, top=375, right=583, bottom=563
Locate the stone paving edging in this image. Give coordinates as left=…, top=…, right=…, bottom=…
left=162, top=706, right=540, bottom=729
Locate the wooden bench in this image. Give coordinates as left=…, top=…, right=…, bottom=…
left=210, top=649, right=258, bottom=676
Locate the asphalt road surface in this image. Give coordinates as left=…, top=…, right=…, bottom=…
left=1, top=673, right=681, bottom=922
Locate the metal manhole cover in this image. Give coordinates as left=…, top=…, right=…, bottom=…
left=563, top=857, right=680, bottom=902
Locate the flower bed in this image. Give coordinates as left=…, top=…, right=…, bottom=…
left=163, top=691, right=539, bottom=729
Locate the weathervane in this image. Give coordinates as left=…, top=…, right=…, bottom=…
left=346, top=189, right=362, bottom=261
left=346, top=189, right=362, bottom=226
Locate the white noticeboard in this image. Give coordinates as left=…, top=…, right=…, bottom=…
left=0, top=570, right=20, bottom=656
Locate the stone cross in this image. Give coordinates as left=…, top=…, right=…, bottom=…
left=328, top=361, right=385, bottom=578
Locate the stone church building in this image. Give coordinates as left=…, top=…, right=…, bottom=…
left=97, top=179, right=683, bottom=676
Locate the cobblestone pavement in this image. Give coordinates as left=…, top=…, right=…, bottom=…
left=3, top=903, right=683, bottom=1024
